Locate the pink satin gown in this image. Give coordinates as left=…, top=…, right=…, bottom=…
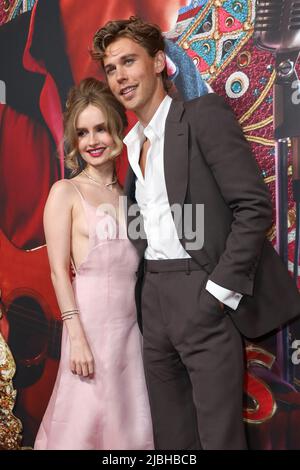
left=34, top=181, right=154, bottom=450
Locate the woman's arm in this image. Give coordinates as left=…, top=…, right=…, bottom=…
left=44, top=180, right=94, bottom=378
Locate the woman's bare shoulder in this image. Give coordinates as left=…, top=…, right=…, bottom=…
left=47, top=179, right=79, bottom=205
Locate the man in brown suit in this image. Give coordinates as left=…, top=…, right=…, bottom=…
left=93, top=17, right=300, bottom=450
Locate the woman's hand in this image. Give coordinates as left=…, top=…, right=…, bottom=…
left=69, top=337, right=95, bottom=378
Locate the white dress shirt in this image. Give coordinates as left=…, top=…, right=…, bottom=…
left=124, top=95, right=242, bottom=310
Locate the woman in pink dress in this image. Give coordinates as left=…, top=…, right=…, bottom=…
left=34, top=78, right=154, bottom=450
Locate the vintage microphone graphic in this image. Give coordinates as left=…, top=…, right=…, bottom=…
left=254, top=0, right=300, bottom=383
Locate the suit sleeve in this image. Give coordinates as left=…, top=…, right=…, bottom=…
left=192, top=94, right=273, bottom=296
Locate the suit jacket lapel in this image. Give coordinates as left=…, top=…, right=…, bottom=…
left=164, top=100, right=188, bottom=211
left=164, top=100, right=212, bottom=272
left=124, top=165, right=147, bottom=257
left=124, top=165, right=136, bottom=203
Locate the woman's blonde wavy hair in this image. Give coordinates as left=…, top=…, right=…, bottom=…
left=64, top=77, right=127, bottom=175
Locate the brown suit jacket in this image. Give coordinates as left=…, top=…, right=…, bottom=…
left=124, top=93, right=300, bottom=338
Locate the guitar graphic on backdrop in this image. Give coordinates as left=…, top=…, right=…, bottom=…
left=0, top=229, right=62, bottom=446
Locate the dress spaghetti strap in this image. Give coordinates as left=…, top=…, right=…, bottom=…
left=63, top=179, right=89, bottom=274
left=64, top=179, right=85, bottom=202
